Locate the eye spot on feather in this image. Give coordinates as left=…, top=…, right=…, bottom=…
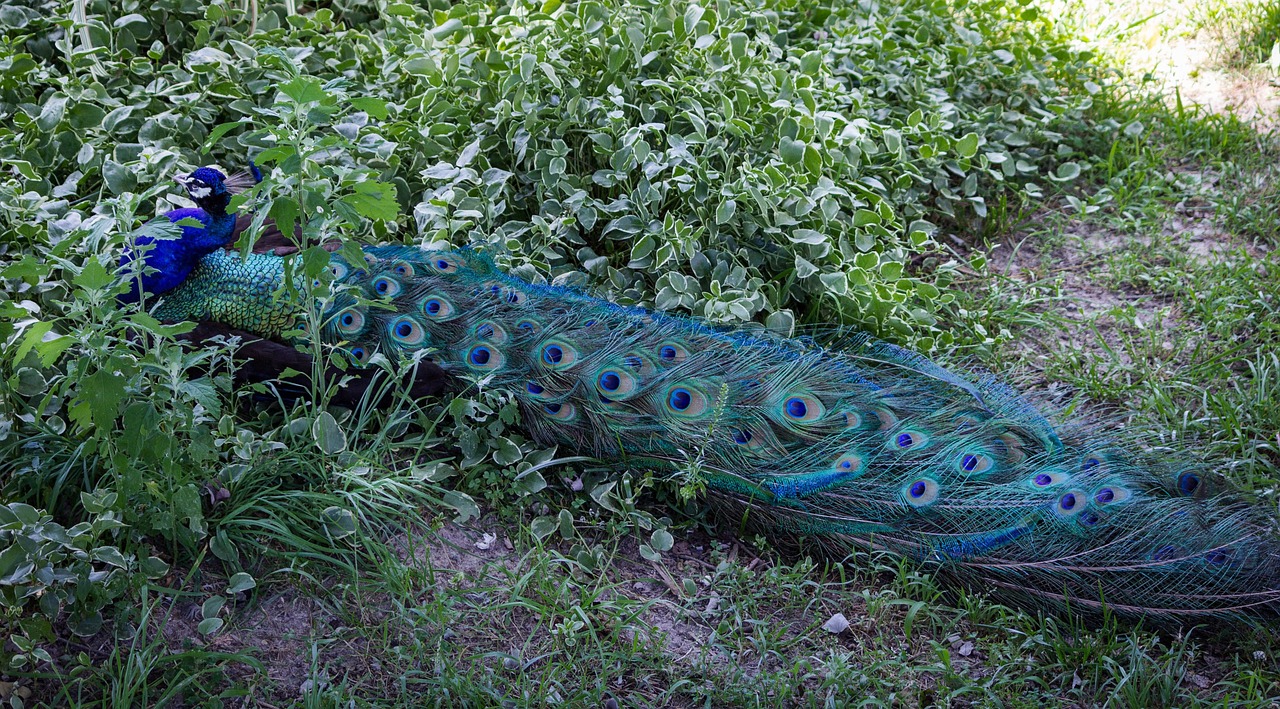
left=1095, top=488, right=1114, bottom=503
left=834, top=454, right=863, bottom=473
left=391, top=262, right=415, bottom=278
left=1178, top=473, right=1201, bottom=496
left=1031, top=470, right=1069, bottom=488
left=1082, top=456, right=1101, bottom=471
left=893, top=430, right=929, bottom=452
left=431, top=256, right=461, bottom=274
left=668, top=388, right=692, bottom=410
left=335, top=308, right=365, bottom=335
left=526, top=381, right=545, bottom=395
left=598, top=372, right=621, bottom=392
left=539, top=340, right=579, bottom=370
left=621, top=353, right=655, bottom=376
left=347, top=345, right=371, bottom=365
left=465, top=345, right=505, bottom=371
left=422, top=295, right=456, bottom=320
left=474, top=321, right=508, bottom=344
left=504, top=289, right=527, bottom=305
left=1204, top=549, right=1230, bottom=565
left=389, top=317, right=426, bottom=346
left=515, top=319, right=540, bottom=334
left=841, top=411, right=863, bottom=429
left=780, top=394, right=824, bottom=423
left=903, top=479, right=939, bottom=507
left=331, top=263, right=349, bottom=279
left=663, top=385, right=709, bottom=417
left=958, top=453, right=994, bottom=475
left=1058, top=493, right=1078, bottom=511
left=372, top=277, right=401, bottom=298
left=543, top=402, right=577, bottom=422
left=656, top=342, right=689, bottom=364
left=1080, top=511, right=1100, bottom=527
left=732, top=429, right=753, bottom=445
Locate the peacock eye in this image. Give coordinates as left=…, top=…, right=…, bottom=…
left=668, top=388, right=692, bottom=410
left=892, top=430, right=930, bottom=451
left=786, top=398, right=808, bottom=418
left=333, top=308, right=365, bottom=335
left=431, top=256, right=460, bottom=274
left=373, top=277, right=401, bottom=297
left=464, top=344, right=505, bottom=371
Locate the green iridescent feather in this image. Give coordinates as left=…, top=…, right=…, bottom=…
left=151, top=243, right=1280, bottom=621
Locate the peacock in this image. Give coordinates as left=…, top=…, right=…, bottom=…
left=123, top=167, right=1280, bottom=622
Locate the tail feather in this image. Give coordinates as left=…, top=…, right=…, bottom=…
left=155, top=245, right=1280, bottom=621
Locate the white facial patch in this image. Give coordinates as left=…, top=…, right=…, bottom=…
left=187, top=184, right=212, bottom=199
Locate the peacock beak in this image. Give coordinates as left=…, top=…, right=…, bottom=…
left=174, top=173, right=194, bottom=187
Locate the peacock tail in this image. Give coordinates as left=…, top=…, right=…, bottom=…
left=152, top=243, right=1280, bottom=621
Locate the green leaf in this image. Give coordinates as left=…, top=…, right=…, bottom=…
left=442, top=490, right=479, bottom=523
left=779, top=137, right=806, bottom=165
left=312, top=412, right=347, bottom=454
left=799, top=50, right=823, bottom=75
left=650, top=529, right=674, bottom=552
left=74, top=258, right=114, bottom=291
left=492, top=436, right=523, bottom=466
left=226, top=572, right=256, bottom=594
left=350, top=97, right=389, bottom=119
left=280, top=76, right=326, bottom=105
left=268, top=196, right=300, bottom=240
left=102, top=160, right=136, bottom=195
left=1049, top=161, right=1081, bottom=182
left=530, top=515, right=557, bottom=541
left=201, top=120, right=247, bottom=152
left=210, top=530, right=239, bottom=564
left=197, top=617, right=224, bottom=635
left=715, top=199, right=736, bottom=224
left=788, top=228, right=827, bottom=245
left=141, top=556, right=170, bottom=579
left=955, top=132, right=979, bottom=158
left=320, top=506, right=357, bottom=538
left=853, top=209, right=881, bottom=227
left=73, top=369, right=127, bottom=430
left=339, top=181, right=400, bottom=222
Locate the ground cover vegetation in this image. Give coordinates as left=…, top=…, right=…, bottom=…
left=0, top=0, right=1277, bottom=704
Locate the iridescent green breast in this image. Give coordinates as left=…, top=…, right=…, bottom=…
left=154, top=250, right=301, bottom=338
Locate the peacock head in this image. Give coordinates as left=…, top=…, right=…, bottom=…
left=175, top=167, right=232, bottom=214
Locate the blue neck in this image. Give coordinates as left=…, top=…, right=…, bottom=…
left=118, top=208, right=237, bottom=303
